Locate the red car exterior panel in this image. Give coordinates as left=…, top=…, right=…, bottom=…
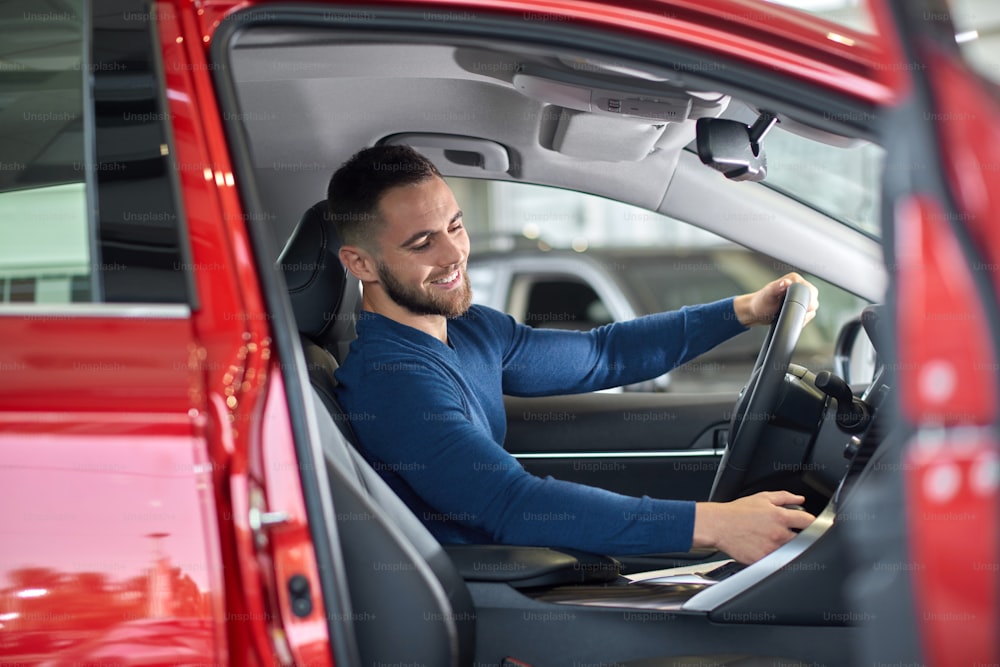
left=259, top=372, right=335, bottom=667
left=927, top=49, right=1000, bottom=346
left=158, top=3, right=334, bottom=664
left=896, top=39, right=1000, bottom=666
left=0, top=0, right=325, bottom=662
left=0, top=418, right=223, bottom=666
left=0, top=316, right=198, bottom=414
left=157, top=0, right=285, bottom=661
left=0, top=284, right=225, bottom=664
left=896, top=195, right=997, bottom=425
left=906, top=434, right=999, bottom=666
left=895, top=195, right=999, bottom=662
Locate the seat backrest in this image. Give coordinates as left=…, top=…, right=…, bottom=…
left=310, top=384, right=476, bottom=667
left=278, top=200, right=361, bottom=364
left=281, top=202, right=475, bottom=666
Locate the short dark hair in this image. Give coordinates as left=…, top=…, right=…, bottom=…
left=327, top=145, right=442, bottom=248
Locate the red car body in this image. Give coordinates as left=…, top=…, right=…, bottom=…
left=1, top=0, right=996, bottom=665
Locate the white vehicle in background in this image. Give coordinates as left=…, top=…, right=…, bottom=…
left=468, top=237, right=862, bottom=393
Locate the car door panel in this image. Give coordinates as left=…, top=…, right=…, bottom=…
left=504, top=393, right=736, bottom=501
left=846, top=2, right=1000, bottom=665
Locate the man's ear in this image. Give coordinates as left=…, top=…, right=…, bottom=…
left=339, top=245, right=379, bottom=283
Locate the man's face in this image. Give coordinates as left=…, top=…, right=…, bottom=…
left=371, top=176, right=472, bottom=318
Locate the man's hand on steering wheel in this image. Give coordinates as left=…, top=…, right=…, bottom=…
left=733, top=272, right=819, bottom=328
left=695, top=274, right=821, bottom=563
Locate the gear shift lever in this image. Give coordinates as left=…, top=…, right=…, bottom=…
left=815, top=371, right=871, bottom=434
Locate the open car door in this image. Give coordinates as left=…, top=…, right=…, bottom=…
left=848, top=0, right=1000, bottom=664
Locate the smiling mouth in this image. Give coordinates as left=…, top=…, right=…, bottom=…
left=430, top=269, right=461, bottom=287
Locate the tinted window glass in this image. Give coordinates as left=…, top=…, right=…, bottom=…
left=0, top=0, right=190, bottom=304
left=91, top=3, right=189, bottom=303
left=0, top=4, right=89, bottom=303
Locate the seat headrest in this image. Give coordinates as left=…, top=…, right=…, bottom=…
left=279, top=200, right=361, bottom=362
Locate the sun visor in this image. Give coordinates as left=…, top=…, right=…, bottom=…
left=551, top=108, right=666, bottom=162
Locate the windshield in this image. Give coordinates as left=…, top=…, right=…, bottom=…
left=763, top=125, right=884, bottom=238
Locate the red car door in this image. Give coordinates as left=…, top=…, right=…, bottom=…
left=0, top=3, right=330, bottom=666
left=0, top=4, right=227, bottom=665
left=853, top=0, right=1000, bottom=664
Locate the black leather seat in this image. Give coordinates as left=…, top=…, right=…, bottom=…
left=280, top=200, right=362, bottom=414
left=279, top=201, right=476, bottom=667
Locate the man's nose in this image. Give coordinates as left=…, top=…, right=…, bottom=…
left=439, top=232, right=466, bottom=267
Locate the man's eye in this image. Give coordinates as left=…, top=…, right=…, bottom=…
left=412, top=241, right=431, bottom=251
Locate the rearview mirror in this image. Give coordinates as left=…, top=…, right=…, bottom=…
left=695, top=112, right=778, bottom=182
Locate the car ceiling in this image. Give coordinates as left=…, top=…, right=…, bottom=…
left=231, top=38, right=696, bottom=214
left=226, top=22, right=886, bottom=300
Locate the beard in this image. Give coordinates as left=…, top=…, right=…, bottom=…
left=377, top=261, right=473, bottom=319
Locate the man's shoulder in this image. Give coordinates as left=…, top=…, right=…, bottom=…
left=447, top=304, right=519, bottom=350
left=335, top=314, right=429, bottom=382
left=334, top=336, right=448, bottom=407
left=451, top=303, right=513, bottom=331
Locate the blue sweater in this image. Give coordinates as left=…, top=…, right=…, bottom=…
left=333, top=300, right=746, bottom=554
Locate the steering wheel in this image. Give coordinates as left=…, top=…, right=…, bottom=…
left=709, top=282, right=811, bottom=502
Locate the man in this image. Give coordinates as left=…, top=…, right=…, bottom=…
left=330, top=145, right=817, bottom=564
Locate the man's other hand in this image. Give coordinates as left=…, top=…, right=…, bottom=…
left=693, top=491, right=816, bottom=564
left=733, top=272, right=819, bottom=327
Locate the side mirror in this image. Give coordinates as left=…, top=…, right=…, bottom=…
left=834, top=307, right=881, bottom=387
left=695, top=112, right=778, bottom=182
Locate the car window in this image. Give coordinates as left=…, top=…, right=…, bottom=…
left=458, top=178, right=870, bottom=393
left=620, top=254, right=750, bottom=314
left=0, top=1, right=190, bottom=305
left=0, top=5, right=88, bottom=303
left=761, top=126, right=884, bottom=238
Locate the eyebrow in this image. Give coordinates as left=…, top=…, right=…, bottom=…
left=399, top=210, right=463, bottom=249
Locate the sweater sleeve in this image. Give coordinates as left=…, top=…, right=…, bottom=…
left=499, top=297, right=748, bottom=396
left=346, top=352, right=697, bottom=555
